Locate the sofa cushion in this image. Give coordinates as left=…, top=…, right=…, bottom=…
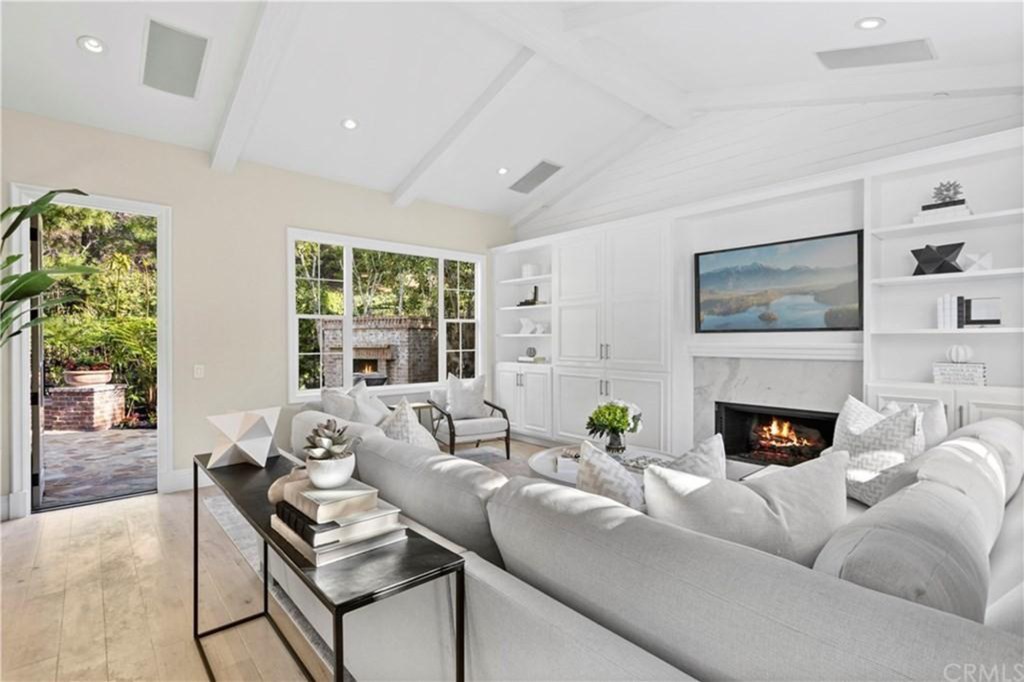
left=989, top=485, right=1023, bottom=620
left=814, top=481, right=991, bottom=622
left=353, top=434, right=507, bottom=565
left=350, top=383, right=392, bottom=426
left=290, top=410, right=384, bottom=457
left=321, top=386, right=357, bottom=421
left=949, top=418, right=1024, bottom=498
left=487, top=477, right=1022, bottom=681
left=663, top=433, right=726, bottom=479
left=644, top=451, right=848, bottom=567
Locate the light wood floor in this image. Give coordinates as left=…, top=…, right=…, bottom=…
left=1, top=440, right=544, bottom=681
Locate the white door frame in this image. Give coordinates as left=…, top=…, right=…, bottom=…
left=7, top=183, right=173, bottom=518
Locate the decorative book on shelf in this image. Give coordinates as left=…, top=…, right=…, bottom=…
left=282, top=478, right=378, bottom=523
left=934, top=362, right=987, bottom=386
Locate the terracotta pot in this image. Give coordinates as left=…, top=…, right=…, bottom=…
left=306, top=455, right=356, bottom=489
left=64, top=369, right=113, bottom=386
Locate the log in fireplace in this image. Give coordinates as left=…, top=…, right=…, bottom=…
left=715, top=401, right=838, bottom=466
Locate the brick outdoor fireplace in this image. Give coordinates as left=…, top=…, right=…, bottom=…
left=323, top=316, right=438, bottom=387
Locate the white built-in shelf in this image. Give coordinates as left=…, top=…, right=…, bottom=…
left=872, top=267, right=1024, bottom=287
left=498, top=274, right=552, bottom=286
left=500, top=333, right=552, bottom=338
left=871, top=208, right=1024, bottom=241
left=871, top=327, right=1024, bottom=336
left=499, top=304, right=552, bottom=311
left=869, top=379, right=1024, bottom=391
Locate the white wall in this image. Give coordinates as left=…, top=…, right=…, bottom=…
left=670, top=183, right=865, bottom=453
left=1, top=110, right=513, bottom=500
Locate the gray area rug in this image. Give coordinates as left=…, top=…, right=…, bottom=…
left=455, top=445, right=532, bottom=479
left=203, top=495, right=341, bottom=677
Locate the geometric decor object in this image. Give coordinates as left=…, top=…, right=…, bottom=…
left=207, top=407, right=281, bottom=468
left=911, top=242, right=964, bottom=276
left=960, top=252, right=993, bottom=272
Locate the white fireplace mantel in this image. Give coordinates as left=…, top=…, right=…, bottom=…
left=688, top=342, right=863, bottom=362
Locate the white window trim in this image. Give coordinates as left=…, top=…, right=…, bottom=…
left=286, top=227, right=485, bottom=404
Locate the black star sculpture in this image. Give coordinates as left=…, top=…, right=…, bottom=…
left=912, top=242, right=963, bottom=276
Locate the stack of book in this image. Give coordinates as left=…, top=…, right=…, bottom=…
left=271, top=478, right=406, bottom=567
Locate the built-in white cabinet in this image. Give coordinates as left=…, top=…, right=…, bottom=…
left=865, top=382, right=1024, bottom=429
left=554, top=222, right=669, bottom=373
left=554, top=367, right=670, bottom=452
left=495, top=362, right=552, bottom=437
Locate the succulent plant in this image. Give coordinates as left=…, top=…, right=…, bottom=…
left=304, top=419, right=355, bottom=461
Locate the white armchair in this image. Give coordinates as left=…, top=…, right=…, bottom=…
left=427, top=388, right=511, bottom=459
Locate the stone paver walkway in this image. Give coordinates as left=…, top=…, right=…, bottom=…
left=39, top=429, right=157, bottom=509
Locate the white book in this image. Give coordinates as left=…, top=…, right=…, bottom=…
left=946, top=294, right=956, bottom=330
left=283, top=478, right=378, bottom=523
left=271, top=515, right=408, bottom=567
left=937, top=296, right=945, bottom=329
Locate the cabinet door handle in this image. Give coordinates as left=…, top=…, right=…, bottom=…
left=958, top=405, right=965, bottom=427
left=605, top=379, right=611, bottom=397
left=606, top=344, right=611, bottom=360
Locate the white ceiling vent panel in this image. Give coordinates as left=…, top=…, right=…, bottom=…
left=143, top=20, right=208, bottom=98
left=817, top=39, right=935, bottom=70
left=509, top=161, right=563, bottom=194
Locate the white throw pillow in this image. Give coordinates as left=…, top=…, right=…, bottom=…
left=321, top=386, right=357, bottom=420
left=381, top=398, right=439, bottom=451
left=645, top=451, right=850, bottom=566
left=350, top=383, right=392, bottom=426
left=446, top=373, right=490, bottom=419
left=881, top=400, right=948, bottom=449
left=577, top=441, right=645, bottom=510
left=833, top=396, right=925, bottom=506
left=665, top=433, right=726, bottom=479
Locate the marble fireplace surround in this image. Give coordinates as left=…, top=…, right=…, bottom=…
left=692, top=356, right=862, bottom=444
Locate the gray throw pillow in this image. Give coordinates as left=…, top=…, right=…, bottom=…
left=833, top=396, right=925, bottom=506
left=665, top=433, right=726, bottom=479
left=577, top=441, right=645, bottom=510
left=644, top=451, right=850, bottom=566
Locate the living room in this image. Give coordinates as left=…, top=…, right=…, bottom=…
left=2, top=2, right=1022, bottom=681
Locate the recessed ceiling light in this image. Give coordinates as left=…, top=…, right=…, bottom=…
left=497, top=167, right=509, bottom=176
left=341, top=118, right=358, bottom=130
left=77, top=35, right=105, bottom=54
left=855, top=17, right=886, bottom=30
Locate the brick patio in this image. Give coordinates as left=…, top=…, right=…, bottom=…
left=39, top=429, right=158, bottom=509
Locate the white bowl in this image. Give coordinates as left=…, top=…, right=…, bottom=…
left=306, top=455, right=356, bottom=489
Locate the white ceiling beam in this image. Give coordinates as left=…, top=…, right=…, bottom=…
left=210, top=3, right=303, bottom=173
left=391, top=48, right=536, bottom=208
left=511, top=116, right=666, bottom=228
left=459, top=4, right=691, bottom=127
left=682, top=63, right=1024, bottom=112
left=561, top=3, right=663, bottom=32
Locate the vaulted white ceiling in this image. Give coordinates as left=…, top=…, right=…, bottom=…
left=3, top=2, right=1021, bottom=228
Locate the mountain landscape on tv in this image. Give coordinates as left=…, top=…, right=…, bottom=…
left=697, top=237, right=861, bottom=331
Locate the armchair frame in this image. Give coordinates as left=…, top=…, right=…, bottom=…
left=428, top=399, right=511, bottom=459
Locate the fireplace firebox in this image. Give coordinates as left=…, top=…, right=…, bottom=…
left=715, top=401, right=837, bottom=466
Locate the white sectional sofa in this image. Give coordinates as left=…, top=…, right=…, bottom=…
left=274, top=408, right=1024, bottom=680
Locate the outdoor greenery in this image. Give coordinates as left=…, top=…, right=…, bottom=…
left=1, top=189, right=94, bottom=348
left=41, top=205, right=158, bottom=425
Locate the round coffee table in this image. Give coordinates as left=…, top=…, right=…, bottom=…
left=528, top=444, right=673, bottom=486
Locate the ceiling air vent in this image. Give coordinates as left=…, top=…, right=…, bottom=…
left=143, top=20, right=208, bottom=98
left=509, top=161, right=563, bottom=194
left=817, top=39, right=935, bottom=70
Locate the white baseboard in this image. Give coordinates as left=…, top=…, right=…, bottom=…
left=3, top=490, right=30, bottom=520
left=158, top=466, right=213, bottom=494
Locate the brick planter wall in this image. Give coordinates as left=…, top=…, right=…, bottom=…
left=43, top=384, right=126, bottom=431
left=322, top=317, right=438, bottom=386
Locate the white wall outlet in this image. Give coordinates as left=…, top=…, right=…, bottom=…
left=193, top=364, right=205, bottom=379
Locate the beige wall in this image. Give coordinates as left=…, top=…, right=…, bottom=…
left=1, top=110, right=513, bottom=497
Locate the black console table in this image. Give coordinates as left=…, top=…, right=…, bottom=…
left=193, top=454, right=466, bottom=682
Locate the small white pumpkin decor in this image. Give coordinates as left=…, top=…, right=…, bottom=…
left=946, top=344, right=974, bottom=364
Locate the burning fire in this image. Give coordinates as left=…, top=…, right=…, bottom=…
left=758, top=418, right=812, bottom=449
left=357, top=361, right=377, bottom=373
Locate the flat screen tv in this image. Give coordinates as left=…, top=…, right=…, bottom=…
left=695, top=230, right=863, bottom=333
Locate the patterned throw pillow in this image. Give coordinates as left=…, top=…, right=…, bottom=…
left=666, top=433, right=726, bottom=479
left=446, top=373, right=490, bottom=419
left=577, top=441, right=645, bottom=510
left=381, top=398, right=439, bottom=451
left=833, top=396, right=925, bottom=505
